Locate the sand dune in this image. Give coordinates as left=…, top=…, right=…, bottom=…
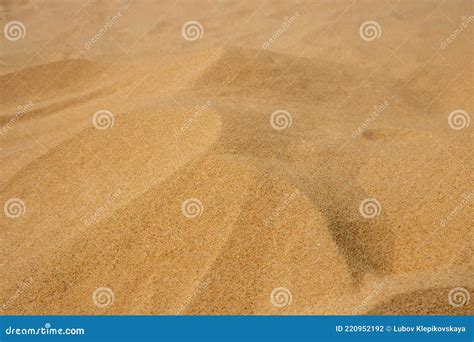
left=0, top=0, right=472, bottom=315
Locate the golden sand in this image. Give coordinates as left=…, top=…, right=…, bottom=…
left=0, top=0, right=472, bottom=315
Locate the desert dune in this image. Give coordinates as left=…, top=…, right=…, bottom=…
left=0, top=0, right=472, bottom=315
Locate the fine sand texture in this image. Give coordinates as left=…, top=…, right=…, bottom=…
left=0, top=0, right=472, bottom=315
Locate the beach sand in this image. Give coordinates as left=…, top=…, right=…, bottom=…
left=0, top=0, right=472, bottom=315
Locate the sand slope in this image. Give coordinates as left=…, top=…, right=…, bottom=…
left=0, top=0, right=472, bottom=315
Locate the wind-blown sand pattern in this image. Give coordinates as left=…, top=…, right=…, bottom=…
left=0, top=0, right=472, bottom=315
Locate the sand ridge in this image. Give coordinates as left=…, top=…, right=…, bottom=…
left=0, top=0, right=472, bottom=315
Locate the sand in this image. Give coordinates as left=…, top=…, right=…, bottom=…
left=0, top=0, right=472, bottom=315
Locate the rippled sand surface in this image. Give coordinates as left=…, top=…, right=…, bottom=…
left=0, top=0, right=472, bottom=314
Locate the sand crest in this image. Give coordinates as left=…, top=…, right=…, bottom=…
left=0, top=0, right=472, bottom=315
